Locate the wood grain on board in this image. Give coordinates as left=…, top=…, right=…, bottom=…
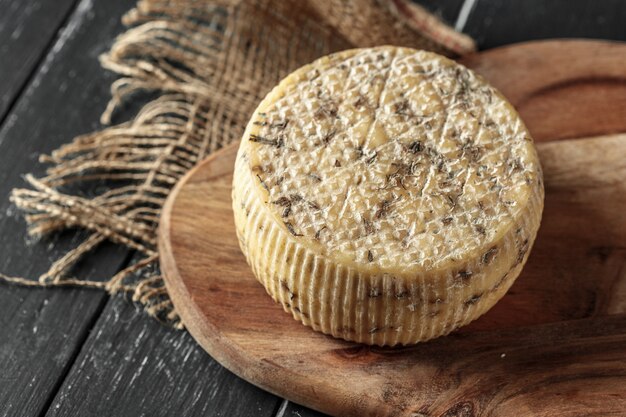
left=461, top=40, right=626, bottom=142
left=159, top=40, right=626, bottom=416
left=0, top=0, right=624, bottom=415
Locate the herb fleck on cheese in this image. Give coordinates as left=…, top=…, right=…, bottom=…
left=245, top=48, right=540, bottom=271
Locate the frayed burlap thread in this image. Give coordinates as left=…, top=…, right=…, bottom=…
left=3, top=0, right=474, bottom=329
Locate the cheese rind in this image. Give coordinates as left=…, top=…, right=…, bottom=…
left=232, top=46, right=543, bottom=345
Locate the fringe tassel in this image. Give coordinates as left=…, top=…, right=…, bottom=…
left=2, top=0, right=472, bottom=329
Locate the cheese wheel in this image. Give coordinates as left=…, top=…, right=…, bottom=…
left=232, top=46, right=543, bottom=346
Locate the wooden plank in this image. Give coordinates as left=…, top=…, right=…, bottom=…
left=464, top=0, right=626, bottom=49
left=0, top=0, right=140, bottom=415
left=0, top=286, right=109, bottom=417
left=44, top=296, right=282, bottom=417
left=414, top=0, right=466, bottom=26
left=279, top=401, right=327, bottom=417
left=0, top=0, right=78, bottom=120
left=0, top=1, right=303, bottom=416
left=1, top=3, right=623, bottom=417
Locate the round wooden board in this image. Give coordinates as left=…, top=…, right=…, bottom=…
left=159, top=40, right=626, bottom=417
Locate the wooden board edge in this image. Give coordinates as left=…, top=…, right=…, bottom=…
left=158, top=142, right=303, bottom=402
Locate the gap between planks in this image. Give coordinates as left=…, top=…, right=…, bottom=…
left=0, top=0, right=138, bottom=415
left=0, top=0, right=81, bottom=128
left=34, top=294, right=110, bottom=417
left=455, top=0, right=479, bottom=32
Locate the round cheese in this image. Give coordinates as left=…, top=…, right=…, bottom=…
left=232, top=46, right=543, bottom=346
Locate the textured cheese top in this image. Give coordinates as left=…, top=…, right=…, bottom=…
left=243, top=47, right=541, bottom=274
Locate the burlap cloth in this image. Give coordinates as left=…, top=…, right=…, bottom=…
left=1, top=0, right=474, bottom=328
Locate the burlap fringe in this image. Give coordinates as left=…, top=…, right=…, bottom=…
left=2, top=0, right=474, bottom=329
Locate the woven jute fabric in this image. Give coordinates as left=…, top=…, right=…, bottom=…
left=1, top=0, right=474, bottom=328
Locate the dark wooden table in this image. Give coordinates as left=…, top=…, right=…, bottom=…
left=0, top=1, right=624, bottom=416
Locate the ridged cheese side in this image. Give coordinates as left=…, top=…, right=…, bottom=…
left=232, top=46, right=544, bottom=346
left=233, top=148, right=542, bottom=345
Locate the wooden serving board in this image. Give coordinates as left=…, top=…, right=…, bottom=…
left=159, top=40, right=626, bottom=417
